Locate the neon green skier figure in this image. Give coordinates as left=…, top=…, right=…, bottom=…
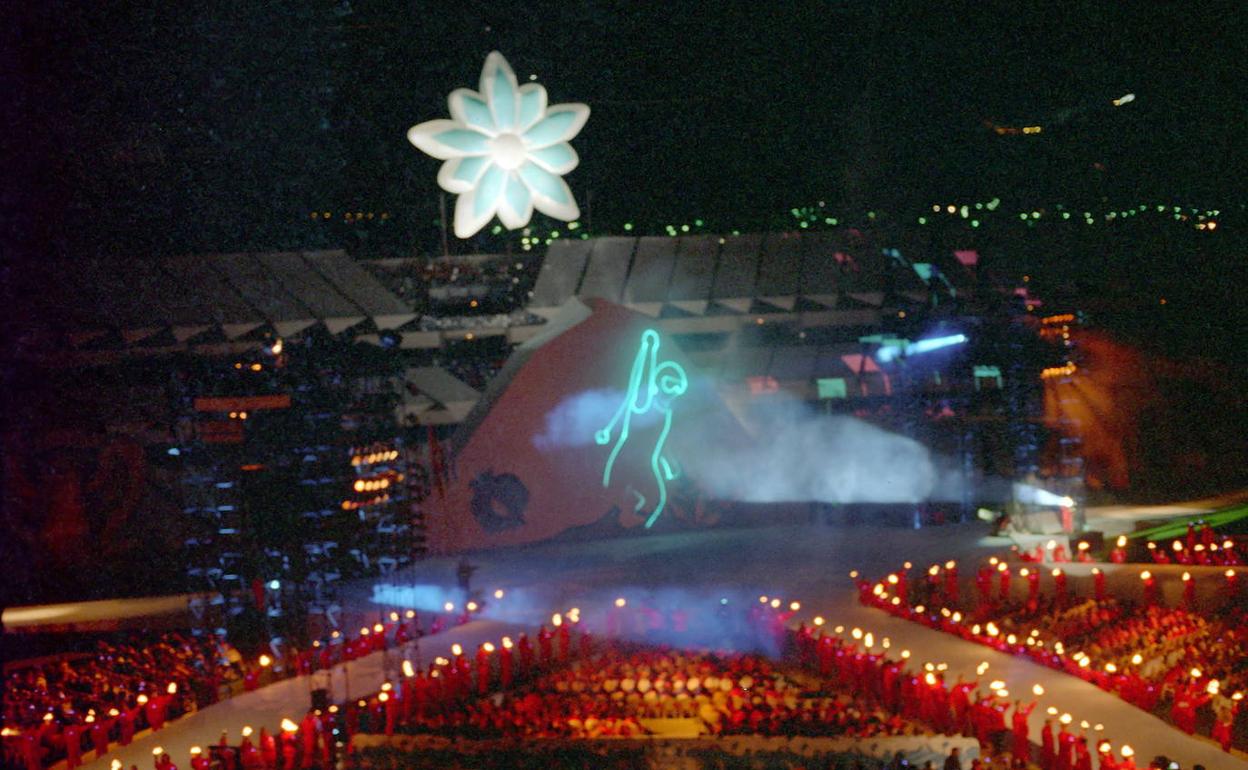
left=595, top=329, right=689, bottom=528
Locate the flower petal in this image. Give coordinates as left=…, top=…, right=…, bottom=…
left=448, top=89, right=495, bottom=134
left=407, top=119, right=490, bottom=159
left=527, top=142, right=579, bottom=175
left=474, top=163, right=507, bottom=220
left=516, top=83, right=547, bottom=132
left=479, top=51, right=519, bottom=131
left=518, top=161, right=580, bottom=222
left=522, top=103, right=589, bottom=149
left=453, top=164, right=506, bottom=239
left=497, top=172, right=533, bottom=230
left=437, top=156, right=490, bottom=194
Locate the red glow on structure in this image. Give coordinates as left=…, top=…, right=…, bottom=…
left=840, top=354, right=892, bottom=396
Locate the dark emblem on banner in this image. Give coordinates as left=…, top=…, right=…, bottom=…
left=469, top=470, right=529, bottom=532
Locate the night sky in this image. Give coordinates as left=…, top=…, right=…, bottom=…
left=4, top=1, right=1245, bottom=354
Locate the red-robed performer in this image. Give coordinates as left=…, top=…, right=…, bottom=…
left=944, top=561, right=960, bottom=603
left=537, top=625, right=553, bottom=665
left=499, top=638, right=515, bottom=689
left=556, top=621, right=571, bottom=661
left=216, top=732, right=236, bottom=770
left=258, top=727, right=277, bottom=770
left=518, top=633, right=534, bottom=674
left=239, top=729, right=262, bottom=770
left=63, top=722, right=83, bottom=770
left=475, top=644, right=491, bottom=695
left=90, top=715, right=112, bottom=760
left=1012, top=699, right=1036, bottom=763
left=380, top=692, right=397, bottom=737
left=1040, top=719, right=1055, bottom=770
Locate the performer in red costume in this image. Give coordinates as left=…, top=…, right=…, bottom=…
left=475, top=644, right=491, bottom=694
left=63, top=723, right=83, bottom=770
left=1011, top=699, right=1036, bottom=763
left=258, top=727, right=277, bottom=770
left=1040, top=719, right=1055, bottom=770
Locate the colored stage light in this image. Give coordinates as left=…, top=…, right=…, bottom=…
left=595, top=329, right=688, bottom=529
left=876, top=333, right=968, bottom=362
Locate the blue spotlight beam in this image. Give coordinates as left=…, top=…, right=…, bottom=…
left=878, top=333, right=968, bottom=362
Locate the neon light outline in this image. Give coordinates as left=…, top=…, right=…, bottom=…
left=595, top=329, right=688, bottom=528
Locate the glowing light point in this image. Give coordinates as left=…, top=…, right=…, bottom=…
left=407, top=51, right=589, bottom=238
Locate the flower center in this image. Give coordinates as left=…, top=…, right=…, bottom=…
left=489, top=132, right=527, bottom=171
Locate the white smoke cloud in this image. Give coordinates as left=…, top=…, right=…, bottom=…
left=677, top=395, right=939, bottom=504
left=532, top=388, right=662, bottom=451
left=533, top=385, right=952, bottom=505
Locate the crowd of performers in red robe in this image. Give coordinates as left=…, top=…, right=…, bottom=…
left=191, top=615, right=1177, bottom=770
left=1015, top=524, right=1239, bottom=569
left=0, top=613, right=441, bottom=770
left=250, top=620, right=1161, bottom=770
left=790, top=625, right=1148, bottom=770
left=217, top=626, right=969, bottom=770
left=1136, top=524, right=1241, bottom=567
left=10, top=559, right=1237, bottom=770
left=2, top=632, right=237, bottom=770
left=5, top=598, right=1214, bottom=770
left=861, top=553, right=1247, bottom=754
left=372, top=642, right=931, bottom=741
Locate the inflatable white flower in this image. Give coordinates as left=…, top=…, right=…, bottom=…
left=407, top=51, right=590, bottom=238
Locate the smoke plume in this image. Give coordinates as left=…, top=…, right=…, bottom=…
left=676, top=394, right=939, bottom=504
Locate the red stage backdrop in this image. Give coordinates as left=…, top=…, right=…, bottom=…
left=426, top=300, right=751, bottom=553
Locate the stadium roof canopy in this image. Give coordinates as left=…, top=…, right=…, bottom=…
left=530, top=231, right=973, bottom=318
left=13, top=250, right=417, bottom=363
left=15, top=233, right=979, bottom=368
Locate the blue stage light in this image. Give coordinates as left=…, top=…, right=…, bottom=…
left=877, top=333, right=968, bottom=362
